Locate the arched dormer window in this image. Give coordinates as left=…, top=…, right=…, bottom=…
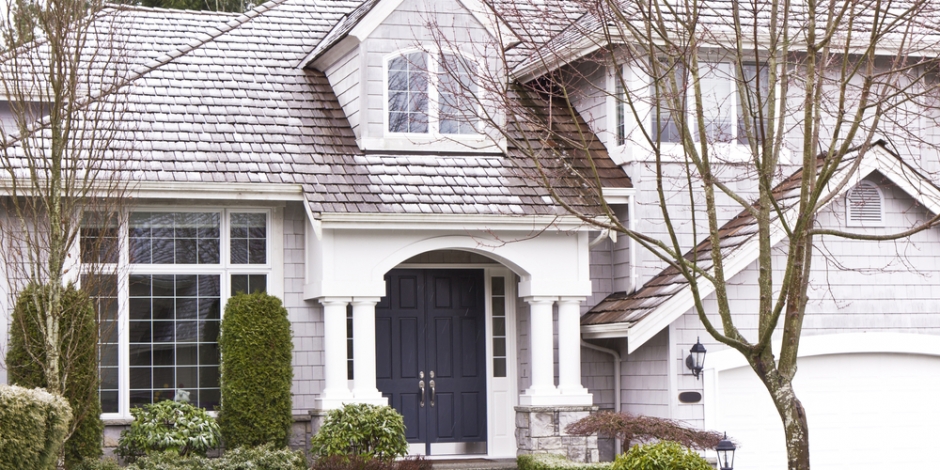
left=386, top=51, right=477, bottom=136
left=846, top=180, right=884, bottom=227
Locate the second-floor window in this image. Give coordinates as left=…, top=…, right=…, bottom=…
left=387, top=51, right=478, bottom=135
left=647, top=62, right=769, bottom=145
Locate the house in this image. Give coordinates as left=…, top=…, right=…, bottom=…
left=2, top=0, right=940, bottom=468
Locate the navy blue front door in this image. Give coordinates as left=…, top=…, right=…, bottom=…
left=376, top=269, right=487, bottom=455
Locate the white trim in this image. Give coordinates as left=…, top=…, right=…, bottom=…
left=601, top=187, right=636, bottom=204
left=702, top=332, right=940, bottom=431
left=132, top=182, right=304, bottom=201
left=318, top=212, right=595, bottom=230
left=485, top=267, right=518, bottom=458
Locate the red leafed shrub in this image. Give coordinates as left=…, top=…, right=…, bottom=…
left=565, top=411, right=726, bottom=451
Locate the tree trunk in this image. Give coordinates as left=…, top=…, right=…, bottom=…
left=773, top=381, right=811, bottom=470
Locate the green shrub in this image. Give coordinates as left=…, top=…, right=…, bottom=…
left=311, top=455, right=431, bottom=470
left=124, top=445, right=307, bottom=470
left=75, top=457, right=122, bottom=470
left=6, top=283, right=104, bottom=468
left=517, top=453, right=612, bottom=470
left=0, top=384, right=73, bottom=470
left=612, top=441, right=711, bottom=470
left=220, top=444, right=307, bottom=470
left=310, top=404, right=408, bottom=462
left=218, top=292, right=293, bottom=448
left=117, top=401, right=221, bottom=462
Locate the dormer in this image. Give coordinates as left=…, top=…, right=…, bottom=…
left=302, top=0, right=516, bottom=154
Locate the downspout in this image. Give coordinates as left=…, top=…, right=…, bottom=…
left=581, top=339, right=622, bottom=455
left=628, top=192, right=637, bottom=293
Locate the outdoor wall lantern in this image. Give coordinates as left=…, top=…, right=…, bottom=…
left=716, top=432, right=736, bottom=470
left=685, top=337, right=707, bottom=379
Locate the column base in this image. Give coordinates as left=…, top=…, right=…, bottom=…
left=315, top=389, right=354, bottom=410
left=515, top=405, right=600, bottom=463
left=351, top=389, right=388, bottom=406
left=520, top=392, right=594, bottom=406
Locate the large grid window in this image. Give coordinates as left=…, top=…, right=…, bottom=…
left=128, top=274, right=221, bottom=409
left=388, top=52, right=429, bottom=133
left=84, top=209, right=271, bottom=417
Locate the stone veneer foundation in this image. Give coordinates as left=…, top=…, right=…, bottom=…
left=515, top=406, right=599, bottom=463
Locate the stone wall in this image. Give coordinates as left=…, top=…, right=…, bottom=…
left=515, top=406, right=599, bottom=463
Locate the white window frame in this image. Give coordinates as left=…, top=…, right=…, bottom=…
left=87, top=207, right=280, bottom=420
left=379, top=48, right=491, bottom=152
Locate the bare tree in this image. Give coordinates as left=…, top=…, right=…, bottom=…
left=0, top=0, right=131, bottom=462
left=422, top=0, right=940, bottom=468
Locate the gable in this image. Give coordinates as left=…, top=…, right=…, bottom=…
left=582, top=143, right=940, bottom=352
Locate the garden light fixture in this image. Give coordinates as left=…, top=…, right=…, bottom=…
left=716, top=432, right=736, bottom=470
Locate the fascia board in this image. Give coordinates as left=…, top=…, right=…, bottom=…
left=318, top=212, right=595, bottom=230
left=457, top=0, right=521, bottom=49
left=512, top=38, right=606, bottom=83
left=347, top=0, right=408, bottom=43
left=308, top=36, right=360, bottom=71
left=869, top=149, right=940, bottom=215
left=133, top=182, right=305, bottom=201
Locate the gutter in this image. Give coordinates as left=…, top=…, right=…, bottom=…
left=580, top=339, right=622, bottom=455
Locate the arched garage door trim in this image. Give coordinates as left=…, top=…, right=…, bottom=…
left=702, top=332, right=940, bottom=430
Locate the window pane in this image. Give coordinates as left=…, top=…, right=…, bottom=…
left=129, top=212, right=220, bottom=265
left=129, top=274, right=221, bottom=408
left=85, top=274, right=119, bottom=413
left=439, top=54, right=477, bottom=135
left=698, top=62, right=734, bottom=142
left=388, top=52, right=429, bottom=133
left=230, top=213, right=266, bottom=265
left=81, top=213, right=119, bottom=263
left=651, top=62, right=686, bottom=143
left=737, top=63, right=771, bottom=144
left=231, top=274, right=267, bottom=295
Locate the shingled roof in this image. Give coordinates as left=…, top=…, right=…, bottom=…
left=580, top=142, right=940, bottom=351
left=1, top=0, right=630, bottom=217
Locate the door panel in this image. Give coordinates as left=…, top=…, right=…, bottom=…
left=376, top=269, right=487, bottom=455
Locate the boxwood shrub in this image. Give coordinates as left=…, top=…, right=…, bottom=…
left=5, top=283, right=104, bottom=469
left=0, top=384, right=73, bottom=470
left=612, top=441, right=711, bottom=470
left=517, top=453, right=612, bottom=470
left=218, top=292, right=293, bottom=448
left=310, top=403, right=408, bottom=462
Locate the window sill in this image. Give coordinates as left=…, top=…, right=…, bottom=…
left=359, top=135, right=503, bottom=154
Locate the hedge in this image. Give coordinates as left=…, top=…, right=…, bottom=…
left=218, top=292, right=294, bottom=448
left=517, top=453, right=612, bottom=470
left=0, top=384, right=73, bottom=470
left=310, top=404, right=408, bottom=462
left=115, top=445, right=307, bottom=470
left=5, top=283, right=104, bottom=469
left=612, top=441, right=712, bottom=470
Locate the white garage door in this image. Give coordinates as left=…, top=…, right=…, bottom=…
left=718, top=353, right=940, bottom=470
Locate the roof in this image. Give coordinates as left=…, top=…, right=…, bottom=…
left=1, top=0, right=630, bottom=218
left=581, top=142, right=940, bottom=352
left=509, top=0, right=940, bottom=82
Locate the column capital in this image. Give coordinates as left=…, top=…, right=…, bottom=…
left=318, top=297, right=351, bottom=306
left=557, top=296, right=585, bottom=305
left=523, top=296, right=556, bottom=306
left=350, top=297, right=382, bottom=306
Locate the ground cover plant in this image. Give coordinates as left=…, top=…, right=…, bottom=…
left=311, top=456, right=431, bottom=470
left=517, top=453, right=612, bottom=470
left=612, top=441, right=711, bottom=470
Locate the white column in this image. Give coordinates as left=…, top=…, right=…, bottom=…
left=317, top=297, right=352, bottom=409
left=351, top=297, right=387, bottom=405
left=557, top=297, right=593, bottom=405
left=520, top=296, right=559, bottom=405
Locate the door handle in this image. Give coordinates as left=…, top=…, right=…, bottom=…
left=419, top=371, right=425, bottom=408
left=429, top=370, right=435, bottom=407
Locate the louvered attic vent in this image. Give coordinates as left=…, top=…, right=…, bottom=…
left=846, top=181, right=883, bottom=226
